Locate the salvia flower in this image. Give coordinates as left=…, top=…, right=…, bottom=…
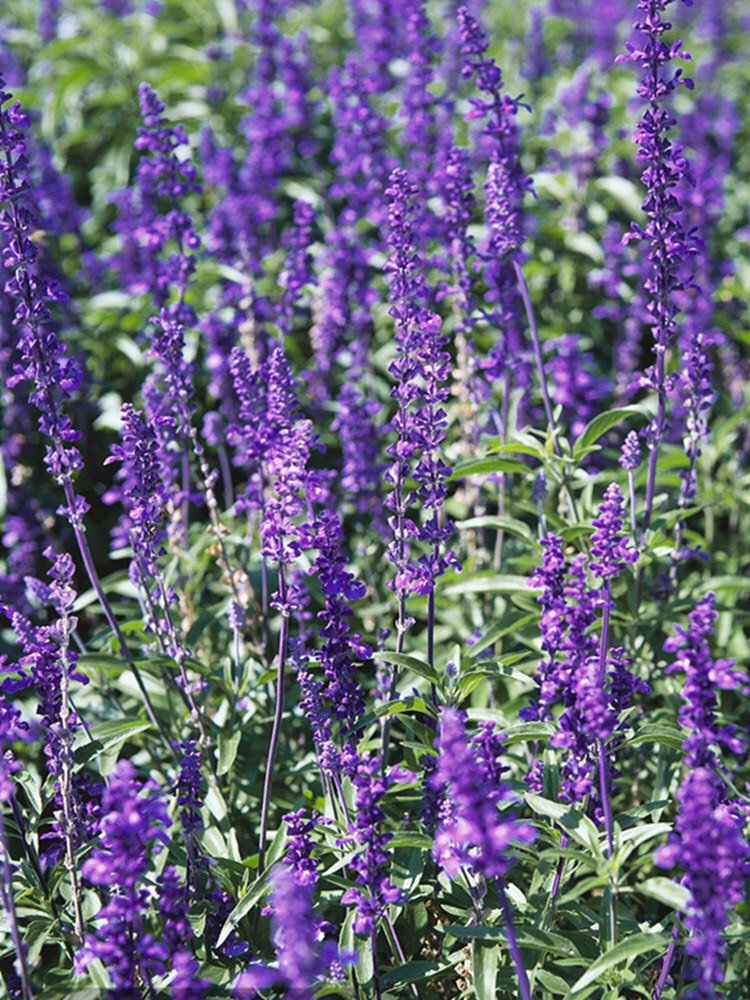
left=0, top=80, right=87, bottom=524
left=616, top=0, right=700, bottom=534
left=589, top=483, right=639, bottom=582
left=548, top=335, right=613, bottom=439
left=664, top=593, right=747, bottom=770
left=0, top=690, right=27, bottom=802
left=76, top=760, right=171, bottom=996
left=235, top=866, right=352, bottom=999
left=619, top=429, right=642, bottom=470
left=383, top=168, right=458, bottom=610
left=277, top=199, right=317, bottom=338
left=655, top=767, right=749, bottom=997
left=521, top=534, right=568, bottom=722
left=104, top=401, right=172, bottom=557
left=348, top=0, right=405, bottom=92
left=328, top=58, right=397, bottom=229
left=433, top=709, right=536, bottom=879
left=401, top=0, right=444, bottom=236
left=295, top=508, right=369, bottom=770
left=339, top=754, right=404, bottom=935
left=113, top=83, right=200, bottom=321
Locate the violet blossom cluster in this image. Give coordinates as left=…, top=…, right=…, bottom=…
left=113, top=83, right=200, bottom=322
left=650, top=595, right=749, bottom=994
left=547, top=335, right=613, bottom=440
left=76, top=760, right=172, bottom=996
left=0, top=80, right=87, bottom=528
left=433, top=709, right=536, bottom=880
left=616, top=0, right=700, bottom=533
left=235, top=865, right=351, bottom=999
left=457, top=7, right=534, bottom=412
left=0, top=548, right=94, bottom=869
left=295, top=508, right=369, bottom=775
left=663, top=592, right=746, bottom=773
left=522, top=488, right=645, bottom=809
left=401, top=0, right=445, bottom=242
left=383, top=168, right=458, bottom=611
left=328, top=59, right=396, bottom=230
left=339, top=754, right=404, bottom=935
left=654, top=767, right=749, bottom=997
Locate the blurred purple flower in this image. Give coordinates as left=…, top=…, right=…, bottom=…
left=339, top=754, right=404, bottom=934
left=433, top=709, right=536, bottom=879
left=235, top=865, right=352, bottom=998
left=76, top=761, right=171, bottom=995
left=655, top=767, right=749, bottom=996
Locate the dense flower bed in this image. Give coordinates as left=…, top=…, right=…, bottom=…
left=0, top=0, right=749, bottom=997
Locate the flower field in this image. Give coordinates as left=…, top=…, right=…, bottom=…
left=1, top=0, right=749, bottom=997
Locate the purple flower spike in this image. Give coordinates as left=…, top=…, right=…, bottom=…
left=655, top=767, right=749, bottom=997
left=619, top=430, right=642, bottom=470
left=664, top=593, right=747, bottom=769
left=234, top=866, right=352, bottom=999
left=616, top=0, right=700, bottom=537
left=112, top=83, right=200, bottom=320
left=1, top=79, right=87, bottom=517
left=433, top=709, right=536, bottom=880
left=589, top=483, right=639, bottom=581
left=383, top=168, right=457, bottom=609
left=76, top=761, right=171, bottom=996
left=339, top=754, right=404, bottom=935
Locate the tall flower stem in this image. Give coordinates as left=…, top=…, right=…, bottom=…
left=543, top=834, right=569, bottom=931
left=258, top=567, right=290, bottom=875
left=514, top=261, right=583, bottom=525
left=1, top=96, right=171, bottom=755
left=641, top=350, right=666, bottom=543
left=513, top=260, right=557, bottom=444
left=497, top=877, right=533, bottom=1000
left=63, top=483, right=171, bottom=753
left=384, top=913, right=419, bottom=998
left=370, top=923, right=382, bottom=1000
left=0, top=810, right=33, bottom=1000
left=652, top=921, right=680, bottom=999
left=58, top=618, right=84, bottom=942
left=615, top=1, right=699, bottom=543
left=627, top=467, right=638, bottom=538
left=381, top=457, right=410, bottom=768
left=596, top=579, right=617, bottom=943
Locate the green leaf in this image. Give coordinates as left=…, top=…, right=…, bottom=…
left=442, top=924, right=506, bottom=940
left=564, top=230, right=604, bottom=264
left=381, top=961, right=449, bottom=986
left=472, top=938, right=498, bottom=1000
left=387, top=832, right=434, bottom=850
left=515, top=927, right=581, bottom=958
left=217, top=731, right=241, bottom=776
left=442, top=574, right=535, bottom=597
left=216, top=875, right=270, bottom=949
left=76, top=652, right=128, bottom=674
left=624, top=724, right=684, bottom=751
left=501, top=721, right=556, bottom=745
left=635, top=877, right=691, bottom=911
left=573, top=407, right=642, bottom=459
left=73, top=719, right=153, bottom=765
left=594, top=175, right=644, bottom=217
left=525, top=793, right=602, bottom=857
left=617, top=822, right=672, bottom=849
left=376, top=651, right=438, bottom=685
left=466, top=613, right=539, bottom=658
left=567, top=932, right=667, bottom=996
left=456, top=515, right=536, bottom=545
left=534, top=969, right=572, bottom=994
left=448, top=457, right=528, bottom=480
left=701, top=575, right=750, bottom=594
